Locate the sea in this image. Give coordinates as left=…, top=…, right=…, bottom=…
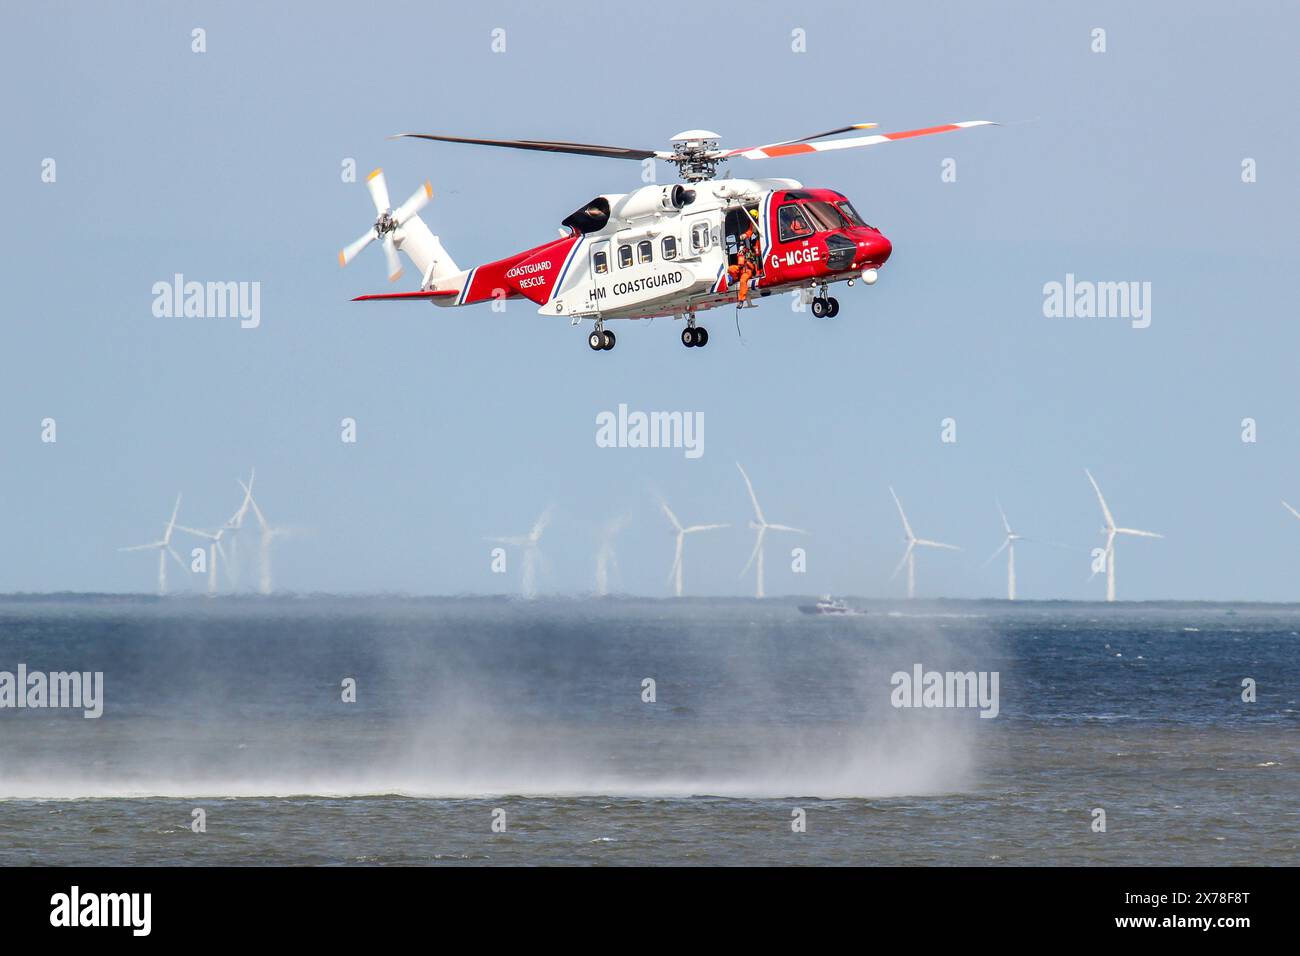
left=0, top=596, right=1295, bottom=866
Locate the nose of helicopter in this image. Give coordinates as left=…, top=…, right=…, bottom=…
left=859, top=231, right=892, bottom=266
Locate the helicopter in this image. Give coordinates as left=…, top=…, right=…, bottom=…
left=339, top=121, right=995, bottom=352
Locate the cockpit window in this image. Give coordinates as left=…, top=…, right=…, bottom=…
left=835, top=201, right=868, bottom=228
left=804, top=201, right=850, bottom=231
left=777, top=204, right=814, bottom=242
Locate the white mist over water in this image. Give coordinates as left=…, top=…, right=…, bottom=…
left=0, top=598, right=994, bottom=801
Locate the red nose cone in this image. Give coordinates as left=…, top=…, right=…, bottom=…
left=871, top=233, right=893, bottom=265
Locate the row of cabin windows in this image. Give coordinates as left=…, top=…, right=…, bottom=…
left=592, top=235, right=681, bottom=275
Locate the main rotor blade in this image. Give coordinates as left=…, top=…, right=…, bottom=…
left=1283, top=500, right=1300, bottom=520
left=720, top=123, right=878, bottom=157
left=683, top=523, right=728, bottom=534
left=765, top=523, right=806, bottom=534
left=1116, top=528, right=1163, bottom=539
left=727, top=120, right=994, bottom=160
left=740, top=528, right=765, bottom=576
left=394, top=132, right=661, bottom=161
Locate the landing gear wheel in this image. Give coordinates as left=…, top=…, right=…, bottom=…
left=601, top=329, right=616, bottom=350
left=826, top=297, right=840, bottom=318
left=681, top=327, right=697, bottom=347
left=695, top=327, right=709, bottom=347
left=811, top=297, right=828, bottom=318
left=588, top=330, right=605, bottom=351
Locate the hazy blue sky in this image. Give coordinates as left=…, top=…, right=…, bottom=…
left=3, top=1, right=1297, bottom=599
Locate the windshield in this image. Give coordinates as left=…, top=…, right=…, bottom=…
left=835, top=200, right=868, bottom=228
left=804, top=201, right=849, bottom=231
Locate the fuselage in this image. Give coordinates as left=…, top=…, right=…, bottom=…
left=431, top=178, right=892, bottom=320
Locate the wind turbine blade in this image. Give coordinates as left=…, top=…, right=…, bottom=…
left=764, top=523, right=806, bottom=534
left=916, top=539, right=960, bottom=551
left=891, top=542, right=915, bottom=580
left=683, top=523, right=728, bottom=533
left=736, top=462, right=765, bottom=525
left=1117, top=528, right=1163, bottom=539
left=176, top=524, right=216, bottom=540
left=1085, top=469, right=1116, bottom=530
left=167, top=546, right=187, bottom=570
left=740, top=528, right=764, bottom=575
left=1284, top=501, right=1300, bottom=520
left=889, top=487, right=915, bottom=541
left=660, top=502, right=683, bottom=532
left=118, top=543, right=160, bottom=552
left=997, top=500, right=1012, bottom=535
left=529, top=507, right=552, bottom=542
left=984, top=539, right=1010, bottom=566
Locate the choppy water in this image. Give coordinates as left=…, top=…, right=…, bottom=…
left=0, top=596, right=1295, bottom=865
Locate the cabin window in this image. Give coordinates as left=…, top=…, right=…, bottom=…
left=637, top=239, right=653, bottom=264
left=690, top=222, right=710, bottom=252
left=661, top=235, right=678, bottom=260
left=778, top=204, right=815, bottom=242
left=618, top=244, right=633, bottom=268
left=592, top=250, right=609, bottom=275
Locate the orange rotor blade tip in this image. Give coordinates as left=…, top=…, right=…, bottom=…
left=338, top=250, right=346, bottom=268
left=367, top=168, right=383, bottom=181
left=423, top=181, right=433, bottom=198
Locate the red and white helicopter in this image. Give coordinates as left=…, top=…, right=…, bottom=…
left=340, top=121, right=994, bottom=351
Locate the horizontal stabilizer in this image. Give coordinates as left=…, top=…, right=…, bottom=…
left=351, top=289, right=459, bottom=302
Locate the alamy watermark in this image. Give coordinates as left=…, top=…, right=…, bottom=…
left=890, top=663, right=999, bottom=718
left=595, top=403, right=704, bottom=459
left=151, top=273, right=261, bottom=328
left=0, top=665, right=103, bottom=718
left=1042, top=273, right=1151, bottom=329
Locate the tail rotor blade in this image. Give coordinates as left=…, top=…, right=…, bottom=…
left=382, top=234, right=403, bottom=283
left=393, top=181, right=433, bottom=226
left=339, top=229, right=375, bottom=268
left=365, top=168, right=391, bottom=214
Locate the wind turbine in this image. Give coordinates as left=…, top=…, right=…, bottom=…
left=239, top=478, right=289, bottom=595
left=176, top=524, right=233, bottom=596
left=487, top=508, right=552, bottom=598
left=119, top=494, right=187, bottom=595
left=222, top=468, right=256, bottom=585
left=737, top=463, right=805, bottom=599
left=890, top=487, right=959, bottom=599
left=661, top=500, right=727, bottom=597
left=1085, top=469, right=1162, bottom=602
left=595, top=514, right=629, bottom=596
left=1283, top=501, right=1300, bottom=522
left=985, top=502, right=1023, bottom=601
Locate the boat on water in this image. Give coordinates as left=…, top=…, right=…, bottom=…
left=797, top=596, right=864, bottom=617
